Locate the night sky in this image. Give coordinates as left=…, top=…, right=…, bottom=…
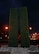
left=0, top=0, right=39, bottom=32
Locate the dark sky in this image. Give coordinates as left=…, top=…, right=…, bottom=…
left=0, top=0, right=39, bottom=32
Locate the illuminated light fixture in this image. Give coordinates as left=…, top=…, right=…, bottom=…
left=5, top=26, right=9, bottom=30
left=35, top=32, right=37, bottom=35
left=33, top=34, right=35, bottom=36
left=5, top=35, right=7, bottom=37
left=3, top=25, right=9, bottom=31
left=0, top=37, right=2, bottom=39
left=7, top=36, right=9, bottom=39
left=29, top=27, right=32, bottom=30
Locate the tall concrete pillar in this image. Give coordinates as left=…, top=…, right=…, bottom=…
left=8, top=8, right=18, bottom=47
left=20, top=7, right=30, bottom=47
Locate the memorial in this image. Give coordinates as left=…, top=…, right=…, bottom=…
left=8, top=7, right=30, bottom=47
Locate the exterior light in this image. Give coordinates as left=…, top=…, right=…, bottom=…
left=3, top=25, right=9, bottom=31
left=5, top=26, right=9, bottom=30
left=33, top=34, right=35, bottom=36
left=0, top=37, right=2, bottom=39
left=7, top=36, right=9, bottom=39
left=5, top=35, right=7, bottom=37
left=35, top=32, right=37, bottom=35
left=29, top=27, right=32, bottom=30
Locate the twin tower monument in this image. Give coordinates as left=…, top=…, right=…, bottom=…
left=8, top=7, right=30, bottom=47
